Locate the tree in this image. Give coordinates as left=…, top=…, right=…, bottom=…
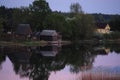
left=12, top=7, right=30, bottom=31
left=70, top=2, right=83, bottom=16
left=44, top=13, right=66, bottom=31
left=0, top=6, right=15, bottom=33
left=29, top=0, right=51, bottom=31
left=69, top=3, right=95, bottom=40
left=109, top=18, right=120, bottom=31
left=0, top=18, right=4, bottom=34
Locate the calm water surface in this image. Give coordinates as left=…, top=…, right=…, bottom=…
left=0, top=44, right=120, bottom=80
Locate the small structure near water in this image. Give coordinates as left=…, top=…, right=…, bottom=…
left=16, top=24, right=32, bottom=40
left=40, top=30, right=62, bottom=44
left=96, top=23, right=110, bottom=34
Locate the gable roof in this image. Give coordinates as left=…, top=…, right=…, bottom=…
left=16, top=24, right=32, bottom=35
left=96, top=23, right=108, bottom=29
left=40, top=30, right=58, bottom=36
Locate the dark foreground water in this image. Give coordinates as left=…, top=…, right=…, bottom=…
left=0, top=44, right=120, bottom=80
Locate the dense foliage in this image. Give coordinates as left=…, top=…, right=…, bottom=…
left=0, top=0, right=119, bottom=40
left=92, top=13, right=120, bottom=31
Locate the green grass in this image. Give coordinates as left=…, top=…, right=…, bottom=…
left=0, top=41, right=48, bottom=46
left=23, top=41, right=47, bottom=46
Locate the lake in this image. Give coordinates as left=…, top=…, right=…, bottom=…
left=0, top=44, right=120, bottom=80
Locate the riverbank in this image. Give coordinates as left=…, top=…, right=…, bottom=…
left=0, top=41, right=49, bottom=46
left=0, top=39, right=119, bottom=47
left=74, top=39, right=120, bottom=45
left=0, top=40, right=71, bottom=46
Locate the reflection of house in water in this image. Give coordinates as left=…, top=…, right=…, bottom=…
left=0, top=46, right=32, bottom=77
left=7, top=47, right=32, bottom=64
left=34, top=45, right=61, bottom=57
left=6, top=47, right=32, bottom=77
left=94, top=46, right=110, bottom=55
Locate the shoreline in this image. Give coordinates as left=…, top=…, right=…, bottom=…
left=0, top=39, right=119, bottom=47
left=0, top=40, right=71, bottom=47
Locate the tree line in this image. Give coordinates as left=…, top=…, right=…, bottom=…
left=0, top=0, right=95, bottom=40
left=92, top=13, right=120, bottom=31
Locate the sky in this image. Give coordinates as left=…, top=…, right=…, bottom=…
left=0, top=0, right=120, bottom=14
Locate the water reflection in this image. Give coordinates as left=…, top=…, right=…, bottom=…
left=0, top=46, right=6, bottom=70
left=0, top=44, right=120, bottom=80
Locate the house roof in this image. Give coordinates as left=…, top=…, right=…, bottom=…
left=40, top=30, right=58, bottom=36
left=32, top=32, right=41, bottom=37
left=96, top=23, right=108, bottom=29
left=16, top=24, right=32, bottom=35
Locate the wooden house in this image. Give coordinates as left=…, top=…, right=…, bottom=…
left=40, top=30, right=62, bottom=43
left=16, top=24, right=32, bottom=40
left=96, top=23, right=110, bottom=34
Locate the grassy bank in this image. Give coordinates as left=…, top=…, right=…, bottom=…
left=0, top=39, right=119, bottom=47
left=0, top=40, right=71, bottom=46
left=0, top=41, right=48, bottom=46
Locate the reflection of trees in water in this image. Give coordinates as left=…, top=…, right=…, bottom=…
left=59, top=43, right=120, bottom=73
left=0, top=46, right=6, bottom=70
left=0, top=44, right=120, bottom=79
left=5, top=46, right=65, bottom=80
left=28, top=53, right=66, bottom=80
left=105, top=44, right=120, bottom=53
left=61, top=44, right=96, bottom=73
left=6, top=46, right=32, bottom=78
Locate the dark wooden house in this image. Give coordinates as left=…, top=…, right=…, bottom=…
left=16, top=24, right=32, bottom=40
left=40, top=30, right=62, bottom=43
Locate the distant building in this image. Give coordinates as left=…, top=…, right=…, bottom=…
left=32, top=32, right=41, bottom=40
left=40, top=30, right=62, bottom=43
left=96, top=23, right=110, bottom=34
left=16, top=24, right=32, bottom=40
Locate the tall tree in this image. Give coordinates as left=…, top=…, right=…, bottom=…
left=0, top=6, right=13, bottom=32
left=12, top=7, right=30, bottom=24
left=44, top=13, right=66, bottom=31
left=29, top=0, right=51, bottom=31
left=109, top=19, right=120, bottom=31
left=70, top=2, right=83, bottom=16
left=69, top=3, right=95, bottom=40
left=0, top=18, right=3, bottom=34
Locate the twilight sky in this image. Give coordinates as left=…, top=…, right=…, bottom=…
left=0, top=0, right=120, bottom=14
